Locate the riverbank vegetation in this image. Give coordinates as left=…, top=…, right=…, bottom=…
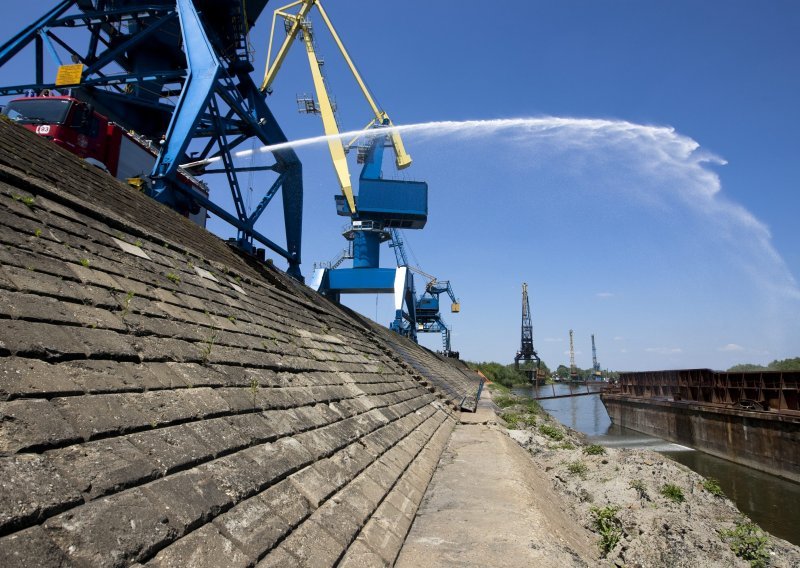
left=728, top=356, right=800, bottom=372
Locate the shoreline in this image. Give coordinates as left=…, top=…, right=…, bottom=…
left=489, top=385, right=800, bottom=567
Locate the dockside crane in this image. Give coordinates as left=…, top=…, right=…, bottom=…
left=262, top=0, right=430, bottom=340
left=569, top=329, right=579, bottom=381
left=389, top=229, right=461, bottom=357
left=591, top=334, right=602, bottom=380
left=515, top=283, right=542, bottom=382
left=0, top=0, right=305, bottom=278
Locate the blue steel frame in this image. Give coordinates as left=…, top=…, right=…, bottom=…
left=0, top=0, right=304, bottom=279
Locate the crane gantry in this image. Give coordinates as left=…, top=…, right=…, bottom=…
left=515, top=283, right=542, bottom=381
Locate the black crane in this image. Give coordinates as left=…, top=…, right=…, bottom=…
left=514, top=283, right=542, bottom=382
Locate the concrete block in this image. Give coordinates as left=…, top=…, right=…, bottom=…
left=0, top=399, right=81, bottom=452
left=289, top=459, right=349, bottom=508
left=0, top=453, right=83, bottom=533
left=0, top=319, right=86, bottom=359
left=357, top=517, right=404, bottom=566
left=141, top=469, right=232, bottom=530
left=255, top=547, right=300, bottom=568
left=337, top=539, right=388, bottom=568
left=147, top=523, right=250, bottom=568
left=0, top=525, right=72, bottom=568
left=276, top=519, right=344, bottom=568
left=43, top=487, right=179, bottom=567
left=127, top=423, right=215, bottom=474
left=0, top=356, right=82, bottom=400
left=241, top=437, right=314, bottom=483
left=52, top=393, right=151, bottom=440
left=309, top=497, right=365, bottom=547
left=212, top=492, right=294, bottom=560
left=46, top=437, right=160, bottom=499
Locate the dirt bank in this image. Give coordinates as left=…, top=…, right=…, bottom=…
left=495, top=388, right=800, bottom=567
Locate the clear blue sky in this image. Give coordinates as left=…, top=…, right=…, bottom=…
left=1, top=1, right=798, bottom=371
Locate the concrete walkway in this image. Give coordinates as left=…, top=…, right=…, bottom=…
left=395, top=392, right=596, bottom=567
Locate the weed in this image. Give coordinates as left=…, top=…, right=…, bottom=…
left=199, top=328, right=218, bottom=364
left=555, top=441, right=576, bottom=450
left=660, top=483, right=685, bottom=503
left=538, top=423, right=564, bottom=441
left=13, top=194, right=36, bottom=208
left=227, top=315, right=236, bottom=324
left=566, top=460, right=588, bottom=478
left=720, top=520, right=770, bottom=568
left=33, top=228, right=42, bottom=238
left=80, top=258, right=90, bottom=267
left=702, top=477, right=724, bottom=497
left=120, top=291, right=135, bottom=318
left=584, top=444, right=607, bottom=456
left=134, top=239, right=143, bottom=247
left=524, top=398, right=543, bottom=415
left=590, top=505, right=623, bottom=555
left=629, top=479, right=649, bottom=501
left=166, top=272, right=181, bottom=284
left=501, top=412, right=521, bottom=429
left=249, top=377, right=259, bottom=410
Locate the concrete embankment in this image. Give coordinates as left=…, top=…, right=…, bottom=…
left=396, top=388, right=800, bottom=567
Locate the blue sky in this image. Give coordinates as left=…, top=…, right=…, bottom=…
left=1, top=1, right=798, bottom=371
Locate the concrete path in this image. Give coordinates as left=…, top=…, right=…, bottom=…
left=395, top=393, right=596, bottom=567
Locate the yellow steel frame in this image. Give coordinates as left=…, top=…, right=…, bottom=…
left=260, top=0, right=413, bottom=215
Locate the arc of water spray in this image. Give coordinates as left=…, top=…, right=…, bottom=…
left=181, top=116, right=800, bottom=303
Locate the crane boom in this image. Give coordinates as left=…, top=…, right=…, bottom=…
left=260, top=0, right=413, bottom=216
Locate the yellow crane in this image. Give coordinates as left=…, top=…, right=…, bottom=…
left=260, top=0, right=412, bottom=215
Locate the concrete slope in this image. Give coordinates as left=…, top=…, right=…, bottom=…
left=0, top=120, right=474, bottom=567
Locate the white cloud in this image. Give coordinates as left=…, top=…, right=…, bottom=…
left=718, top=343, right=744, bottom=352
left=596, top=292, right=614, bottom=298
left=645, top=347, right=683, bottom=354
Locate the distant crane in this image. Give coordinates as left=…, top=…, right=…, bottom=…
left=514, top=283, right=541, bottom=381
left=591, top=334, right=602, bottom=380
left=569, top=329, right=579, bottom=381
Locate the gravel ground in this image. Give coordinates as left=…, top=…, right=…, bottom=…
left=494, top=392, right=800, bottom=567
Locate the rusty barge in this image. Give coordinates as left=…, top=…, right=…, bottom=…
left=601, top=369, right=800, bottom=482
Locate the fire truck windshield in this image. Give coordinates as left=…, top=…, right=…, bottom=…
left=2, top=99, right=71, bottom=125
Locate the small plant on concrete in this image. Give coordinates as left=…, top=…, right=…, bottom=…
left=590, top=505, right=623, bottom=555
left=538, top=423, right=564, bottom=441
left=660, top=483, right=685, bottom=503
left=166, top=272, right=181, bottom=284
left=33, top=228, right=42, bottom=238
left=120, top=291, right=135, bottom=318
left=702, top=477, right=724, bottom=497
left=629, top=479, right=649, bottom=501
left=199, top=328, right=218, bottom=364
left=227, top=315, right=236, bottom=324
left=249, top=376, right=259, bottom=410
left=720, top=519, right=770, bottom=568
left=566, top=460, right=588, bottom=478
left=80, top=258, right=90, bottom=267
left=501, top=411, right=521, bottom=429
left=584, top=444, right=606, bottom=456
left=556, top=441, right=576, bottom=450
left=13, top=194, right=36, bottom=208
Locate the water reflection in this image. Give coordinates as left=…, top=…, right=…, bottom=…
left=511, top=383, right=800, bottom=545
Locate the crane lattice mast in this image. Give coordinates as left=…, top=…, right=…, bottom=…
left=569, top=329, right=578, bottom=380
left=592, top=334, right=601, bottom=378
left=514, top=283, right=541, bottom=380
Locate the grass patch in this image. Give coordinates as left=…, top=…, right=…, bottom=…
left=79, top=258, right=90, bottom=267
left=566, top=460, right=588, bottom=478
left=555, top=441, right=576, bottom=450
left=660, top=483, right=685, bottom=503
left=702, top=477, right=724, bottom=497
left=166, top=272, right=181, bottom=284
left=501, top=412, right=521, bottom=429
left=583, top=444, right=606, bottom=456
left=538, top=423, right=564, bottom=441
left=590, top=505, right=623, bottom=556
left=720, top=520, right=770, bottom=568
left=524, top=398, right=543, bottom=415
left=493, top=393, right=517, bottom=408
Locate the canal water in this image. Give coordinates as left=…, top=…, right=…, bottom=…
left=512, top=383, right=800, bottom=546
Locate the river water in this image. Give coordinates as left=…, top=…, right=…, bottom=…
left=512, top=383, right=800, bottom=546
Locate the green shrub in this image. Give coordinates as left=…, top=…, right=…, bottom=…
left=702, top=477, right=724, bottom=497
left=494, top=393, right=517, bottom=408
left=590, top=505, right=623, bottom=555
left=538, top=423, right=564, bottom=441
left=566, top=460, right=588, bottom=478
left=720, top=520, right=770, bottom=568
left=524, top=398, right=543, bottom=415
left=555, top=441, right=576, bottom=450
left=629, top=479, right=648, bottom=500
left=660, top=483, right=685, bottom=503
left=584, top=444, right=606, bottom=456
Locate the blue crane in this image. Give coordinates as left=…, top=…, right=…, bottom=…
left=0, top=0, right=304, bottom=278
left=389, top=229, right=461, bottom=357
